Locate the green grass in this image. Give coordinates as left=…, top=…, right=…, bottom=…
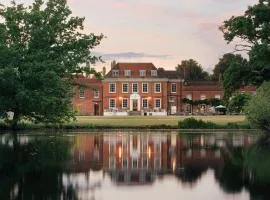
left=72, top=115, right=247, bottom=127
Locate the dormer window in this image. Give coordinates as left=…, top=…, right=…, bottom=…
left=124, top=70, right=131, bottom=77
left=112, top=70, right=119, bottom=77
left=140, top=70, right=146, bottom=77
left=151, top=70, right=157, bottom=77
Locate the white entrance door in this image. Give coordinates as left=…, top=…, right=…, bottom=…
left=130, top=93, right=141, bottom=111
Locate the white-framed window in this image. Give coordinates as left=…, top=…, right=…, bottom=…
left=200, top=94, right=206, bottom=100
left=122, top=98, right=128, bottom=108
left=151, top=70, right=157, bottom=77
left=112, top=70, right=119, bottom=77
left=93, top=90, right=99, bottom=98
left=79, top=88, right=85, bottom=98
left=122, top=83, right=129, bottom=93
left=124, top=70, right=131, bottom=76
left=154, top=83, right=161, bottom=93
left=142, top=83, right=148, bottom=93
left=154, top=98, right=161, bottom=108
left=186, top=94, right=192, bottom=100
left=109, top=83, right=116, bottom=93
left=132, top=83, right=138, bottom=93
left=171, top=83, right=177, bottom=93
left=140, top=70, right=146, bottom=77
left=142, top=98, right=148, bottom=109
left=109, top=98, right=116, bottom=109
left=214, top=94, right=221, bottom=99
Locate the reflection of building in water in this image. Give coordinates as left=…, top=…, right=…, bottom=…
left=174, top=134, right=257, bottom=185
left=67, top=134, right=103, bottom=173
left=103, top=133, right=171, bottom=185
left=63, top=132, right=257, bottom=186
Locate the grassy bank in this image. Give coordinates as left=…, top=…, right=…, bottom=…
left=0, top=115, right=251, bottom=130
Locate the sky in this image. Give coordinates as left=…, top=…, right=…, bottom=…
left=1, top=0, right=257, bottom=72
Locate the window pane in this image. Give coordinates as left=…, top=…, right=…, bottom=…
left=142, top=83, right=148, bottom=93
left=142, top=99, right=148, bottom=108
left=132, top=83, right=138, bottom=93
left=171, top=83, right=176, bottom=93
left=122, top=83, right=128, bottom=93
left=155, top=83, right=161, bottom=93
left=122, top=99, right=128, bottom=108
left=109, top=99, right=116, bottom=108
left=109, top=83, right=116, bottom=93
left=155, top=99, right=161, bottom=108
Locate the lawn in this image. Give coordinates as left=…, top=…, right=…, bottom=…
left=72, top=115, right=246, bottom=127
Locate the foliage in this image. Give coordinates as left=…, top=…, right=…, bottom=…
left=176, top=59, right=210, bottom=81
left=182, top=98, right=222, bottom=106
left=0, top=0, right=103, bottom=129
left=178, top=118, right=218, bottom=129
left=212, top=53, right=238, bottom=81
left=245, top=81, right=270, bottom=132
left=0, top=135, right=76, bottom=199
left=220, top=0, right=270, bottom=86
left=222, top=56, right=250, bottom=99
left=227, top=93, right=252, bottom=113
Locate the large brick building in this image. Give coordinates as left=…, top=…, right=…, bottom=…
left=72, top=62, right=256, bottom=116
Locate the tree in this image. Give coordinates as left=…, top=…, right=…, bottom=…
left=245, top=81, right=270, bottom=132
left=212, top=53, right=245, bottom=81
left=176, top=59, right=210, bottom=81
left=222, top=57, right=250, bottom=100
left=227, top=93, right=252, bottom=114
left=220, top=0, right=270, bottom=86
left=0, top=0, right=103, bottom=129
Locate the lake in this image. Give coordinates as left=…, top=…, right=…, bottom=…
left=0, top=130, right=269, bottom=200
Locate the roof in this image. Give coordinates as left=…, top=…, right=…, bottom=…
left=73, top=76, right=102, bottom=88
left=158, top=70, right=181, bottom=79
left=105, top=62, right=158, bottom=78
left=114, top=63, right=157, bottom=71
left=184, top=81, right=221, bottom=86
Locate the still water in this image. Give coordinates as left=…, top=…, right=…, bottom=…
left=0, top=131, right=269, bottom=200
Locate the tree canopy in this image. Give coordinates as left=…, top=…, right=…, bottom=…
left=212, top=54, right=246, bottom=81
left=176, top=59, right=210, bottom=81
left=220, top=0, right=270, bottom=86
left=0, top=0, right=103, bottom=129
left=245, top=81, right=270, bottom=132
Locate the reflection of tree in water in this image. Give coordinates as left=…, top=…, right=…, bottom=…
left=215, top=136, right=270, bottom=199
left=0, top=134, right=78, bottom=200
left=175, top=165, right=208, bottom=185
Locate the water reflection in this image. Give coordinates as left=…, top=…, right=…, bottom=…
left=0, top=131, right=269, bottom=200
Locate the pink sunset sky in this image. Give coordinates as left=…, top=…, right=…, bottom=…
left=2, top=0, right=257, bottom=72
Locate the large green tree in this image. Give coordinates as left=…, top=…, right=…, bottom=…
left=176, top=59, right=210, bottom=81
left=212, top=53, right=246, bottom=81
left=0, top=0, right=103, bottom=129
left=220, top=0, right=270, bottom=86
left=245, top=81, right=270, bottom=132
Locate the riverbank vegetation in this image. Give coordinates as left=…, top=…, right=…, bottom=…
left=0, top=116, right=250, bottom=130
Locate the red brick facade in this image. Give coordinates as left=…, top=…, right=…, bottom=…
left=72, top=63, right=256, bottom=116
left=72, top=77, right=103, bottom=116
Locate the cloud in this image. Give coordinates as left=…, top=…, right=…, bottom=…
left=96, top=52, right=171, bottom=61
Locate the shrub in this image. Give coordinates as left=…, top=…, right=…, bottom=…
left=178, top=117, right=218, bottom=129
